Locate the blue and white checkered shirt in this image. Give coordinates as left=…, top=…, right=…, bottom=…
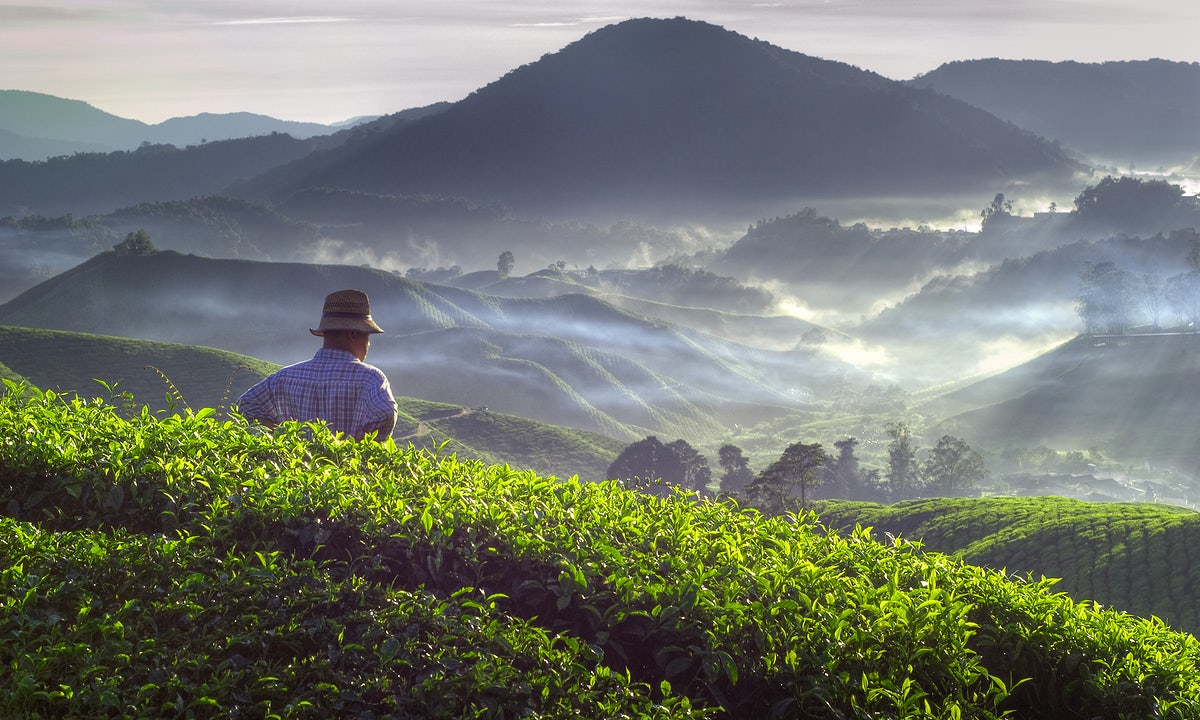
left=237, top=348, right=397, bottom=441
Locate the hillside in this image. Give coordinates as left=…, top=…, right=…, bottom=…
left=240, top=17, right=1081, bottom=219
left=910, top=59, right=1200, bottom=167
left=817, top=496, right=1200, bottom=635
left=4, top=388, right=1200, bottom=717
left=0, top=250, right=838, bottom=443
left=0, top=326, right=624, bottom=482
left=0, top=325, right=274, bottom=412
left=925, top=334, right=1200, bottom=472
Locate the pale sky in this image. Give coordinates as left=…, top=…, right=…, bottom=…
left=2, top=1, right=1196, bottom=125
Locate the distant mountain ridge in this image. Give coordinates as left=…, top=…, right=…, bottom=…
left=240, top=17, right=1083, bottom=218
left=0, top=89, right=364, bottom=161
left=910, top=59, right=1200, bottom=166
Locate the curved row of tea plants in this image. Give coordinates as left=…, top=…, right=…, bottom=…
left=4, top=381, right=1200, bottom=719
left=816, top=497, right=1200, bottom=635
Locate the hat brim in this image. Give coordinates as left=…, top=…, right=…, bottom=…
left=309, top=315, right=385, bottom=336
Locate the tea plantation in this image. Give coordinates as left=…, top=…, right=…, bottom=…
left=4, top=381, right=1200, bottom=718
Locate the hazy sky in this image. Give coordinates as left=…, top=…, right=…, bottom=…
left=2, top=1, right=1196, bottom=125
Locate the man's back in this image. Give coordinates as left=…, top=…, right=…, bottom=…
left=236, top=289, right=398, bottom=441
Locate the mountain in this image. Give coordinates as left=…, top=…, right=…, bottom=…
left=910, top=59, right=1200, bottom=167
left=0, top=249, right=845, bottom=443
left=240, top=17, right=1082, bottom=219
left=0, top=90, right=145, bottom=155
left=139, top=112, right=338, bottom=147
left=0, top=126, right=112, bottom=161
left=0, top=90, right=346, bottom=161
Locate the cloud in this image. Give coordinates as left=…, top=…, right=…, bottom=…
left=0, top=4, right=115, bottom=23
left=510, top=15, right=628, bottom=28
left=213, top=16, right=355, bottom=26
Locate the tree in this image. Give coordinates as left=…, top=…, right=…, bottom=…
left=112, top=229, right=156, bottom=255
left=607, top=436, right=686, bottom=495
left=717, top=444, right=754, bottom=495
left=821, top=437, right=872, bottom=500
left=922, top=435, right=989, bottom=496
left=1077, top=261, right=1135, bottom=335
left=1141, top=274, right=1166, bottom=330
left=980, top=192, right=1013, bottom=230
left=884, top=422, right=918, bottom=500
left=1072, top=175, right=1194, bottom=234
left=667, top=439, right=712, bottom=495
left=747, top=441, right=827, bottom=513
left=1166, top=271, right=1200, bottom=330
left=497, top=250, right=515, bottom=276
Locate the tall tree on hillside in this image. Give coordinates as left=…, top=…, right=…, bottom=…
left=922, top=435, right=989, bottom=497
left=1077, top=261, right=1135, bottom=335
left=497, top=250, right=515, bottom=276
left=113, top=229, right=156, bottom=255
left=608, top=435, right=686, bottom=495
left=821, top=437, right=872, bottom=500
left=1072, top=175, right=1194, bottom=234
left=667, top=438, right=712, bottom=496
left=1165, top=271, right=1200, bottom=330
left=747, top=441, right=827, bottom=513
left=980, top=192, right=1014, bottom=230
left=717, top=444, right=754, bottom=496
left=1141, top=274, right=1166, bottom=330
left=885, top=422, right=918, bottom=500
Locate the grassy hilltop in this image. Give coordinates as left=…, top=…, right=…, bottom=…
left=3, top=382, right=1200, bottom=718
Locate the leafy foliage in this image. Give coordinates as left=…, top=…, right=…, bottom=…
left=4, top=383, right=1200, bottom=718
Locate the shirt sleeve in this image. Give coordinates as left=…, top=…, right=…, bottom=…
left=236, top=377, right=281, bottom=426
left=364, top=372, right=398, bottom=441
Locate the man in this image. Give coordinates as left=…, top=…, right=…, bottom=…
left=237, top=289, right=398, bottom=441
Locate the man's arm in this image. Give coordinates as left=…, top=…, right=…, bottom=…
left=235, top=377, right=281, bottom=429
left=372, top=412, right=397, bottom=441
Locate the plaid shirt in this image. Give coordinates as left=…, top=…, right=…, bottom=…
left=237, top=348, right=397, bottom=441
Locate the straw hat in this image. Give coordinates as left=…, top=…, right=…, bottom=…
left=309, top=289, right=385, bottom=336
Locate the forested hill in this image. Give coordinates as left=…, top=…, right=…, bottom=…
left=239, top=17, right=1082, bottom=218
left=0, top=134, right=321, bottom=217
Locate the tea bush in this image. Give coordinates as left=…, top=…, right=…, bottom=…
left=3, top=381, right=1200, bottom=719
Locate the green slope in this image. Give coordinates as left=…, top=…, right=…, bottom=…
left=0, top=325, right=274, bottom=411
left=394, top=397, right=626, bottom=483
left=927, top=334, right=1200, bottom=471
left=0, top=325, right=624, bottom=483
left=817, top=496, right=1200, bottom=635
